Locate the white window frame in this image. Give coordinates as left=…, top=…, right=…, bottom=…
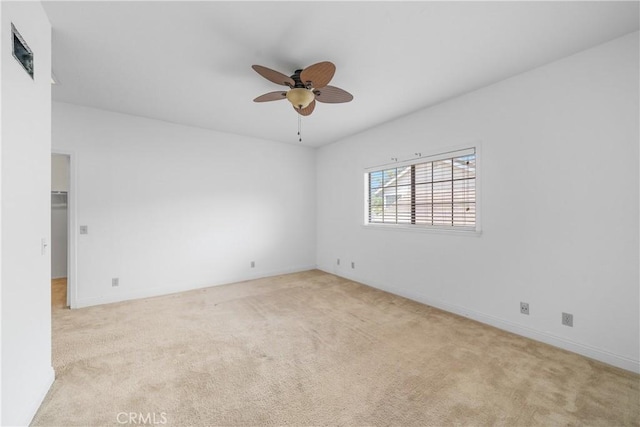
left=363, top=143, right=482, bottom=235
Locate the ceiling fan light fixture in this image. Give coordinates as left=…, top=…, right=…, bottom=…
left=286, top=88, right=315, bottom=109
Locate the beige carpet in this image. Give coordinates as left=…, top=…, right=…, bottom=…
left=33, top=270, right=639, bottom=426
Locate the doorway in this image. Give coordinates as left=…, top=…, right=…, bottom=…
left=51, top=152, right=76, bottom=309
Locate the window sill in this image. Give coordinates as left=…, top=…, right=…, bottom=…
left=362, top=223, right=482, bottom=236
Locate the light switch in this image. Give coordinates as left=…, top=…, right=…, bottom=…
left=80, top=225, right=88, bottom=235
left=41, top=238, right=48, bottom=255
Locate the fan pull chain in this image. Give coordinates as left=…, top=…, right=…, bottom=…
left=297, top=112, right=302, bottom=143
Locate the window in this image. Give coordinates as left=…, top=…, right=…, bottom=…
left=12, top=23, right=34, bottom=79
left=366, top=147, right=476, bottom=230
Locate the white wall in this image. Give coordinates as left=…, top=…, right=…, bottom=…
left=1, top=2, right=54, bottom=425
left=50, top=204, right=67, bottom=279
left=316, top=32, right=639, bottom=372
left=52, top=102, right=316, bottom=307
left=51, top=153, right=69, bottom=192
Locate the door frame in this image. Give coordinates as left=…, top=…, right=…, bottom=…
left=51, top=149, right=77, bottom=308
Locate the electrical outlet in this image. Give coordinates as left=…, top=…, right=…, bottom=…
left=112, top=278, right=119, bottom=287
left=520, top=302, right=529, bottom=315
left=562, top=312, right=573, bottom=327
left=337, top=258, right=340, bottom=266
left=351, top=262, right=355, bottom=269
left=251, top=261, right=255, bottom=268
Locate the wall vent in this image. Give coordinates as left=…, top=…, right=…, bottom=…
left=11, top=23, right=34, bottom=79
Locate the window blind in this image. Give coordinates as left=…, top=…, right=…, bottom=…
left=367, top=148, right=476, bottom=229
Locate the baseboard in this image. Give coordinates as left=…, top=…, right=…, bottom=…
left=74, top=264, right=318, bottom=309
left=18, top=366, right=55, bottom=427
left=320, top=268, right=640, bottom=374
left=422, top=296, right=640, bottom=374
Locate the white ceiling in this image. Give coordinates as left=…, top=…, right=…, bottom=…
left=42, top=1, right=639, bottom=147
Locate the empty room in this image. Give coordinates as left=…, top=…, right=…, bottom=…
left=1, top=1, right=639, bottom=426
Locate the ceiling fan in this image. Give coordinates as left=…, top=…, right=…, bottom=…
left=252, top=61, right=353, bottom=116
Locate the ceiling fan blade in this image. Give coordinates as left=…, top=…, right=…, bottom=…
left=294, top=99, right=316, bottom=116
left=252, top=65, right=295, bottom=87
left=300, top=61, right=335, bottom=89
left=253, top=91, right=287, bottom=102
left=314, top=85, right=353, bottom=104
